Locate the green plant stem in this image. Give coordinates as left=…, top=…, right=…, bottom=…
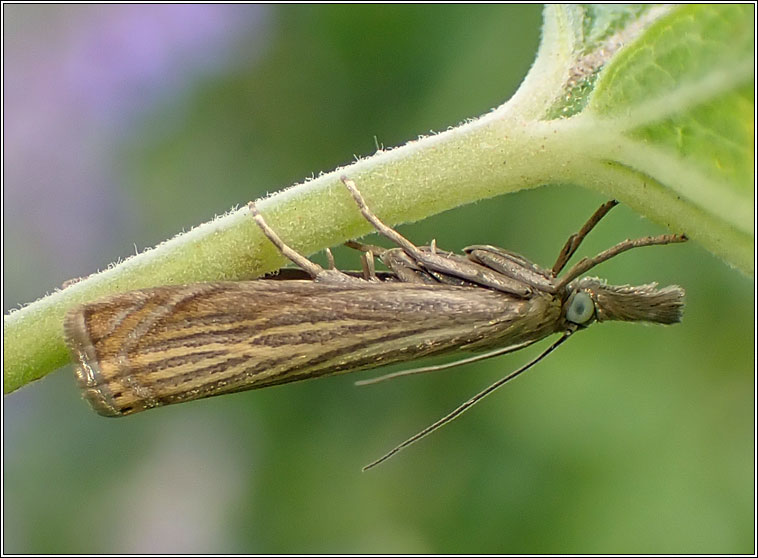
left=4, top=4, right=753, bottom=394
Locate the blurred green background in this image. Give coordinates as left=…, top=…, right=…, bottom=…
left=3, top=5, right=753, bottom=553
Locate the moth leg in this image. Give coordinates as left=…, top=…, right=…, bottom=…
left=356, top=338, right=540, bottom=386
left=340, top=176, right=531, bottom=295
left=360, top=250, right=378, bottom=280
left=340, top=176, right=426, bottom=261
left=380, top=248, right=440, bottom=284
left=325, top=248, right=336, bottom=270
left=555, top=233, right=688, bottom=290
left=344, top=241, right=383, bottom=281
left=346, top=239, right=433, bottom=283
left=248, top=201, right=326, bottom=279
left=344, top=240, right=388, bottom=257
left=551, top=200, right=618, bottom=276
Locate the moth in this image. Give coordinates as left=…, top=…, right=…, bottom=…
left=64, top=177, right=687, bottom=469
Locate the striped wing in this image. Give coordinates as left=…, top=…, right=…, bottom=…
left=64, top=280, right=560, bottom=416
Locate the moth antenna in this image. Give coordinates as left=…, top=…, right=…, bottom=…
left=355, top=339, right=540, bottom=386
left=362, top=330, right=575, bottom=471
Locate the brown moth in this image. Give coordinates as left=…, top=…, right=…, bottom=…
left=64, top=177, right=687, bottom=469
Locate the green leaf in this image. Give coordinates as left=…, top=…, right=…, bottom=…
left=4, top=4, right=752, bottom=394
left=517, top=4, right=753, bottom=272
left=586, top=4, right=754, bottom=262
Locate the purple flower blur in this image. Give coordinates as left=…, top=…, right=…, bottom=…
left=4, top=5, right=269, bottom=303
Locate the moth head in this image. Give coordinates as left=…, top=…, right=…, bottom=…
left=564, top=277, right=685, bottom=326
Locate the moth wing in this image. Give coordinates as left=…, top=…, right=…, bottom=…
left=64, top=281, right=550, bottom=416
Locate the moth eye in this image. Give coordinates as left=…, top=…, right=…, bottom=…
left=566, top=291, right=595, bottom=324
